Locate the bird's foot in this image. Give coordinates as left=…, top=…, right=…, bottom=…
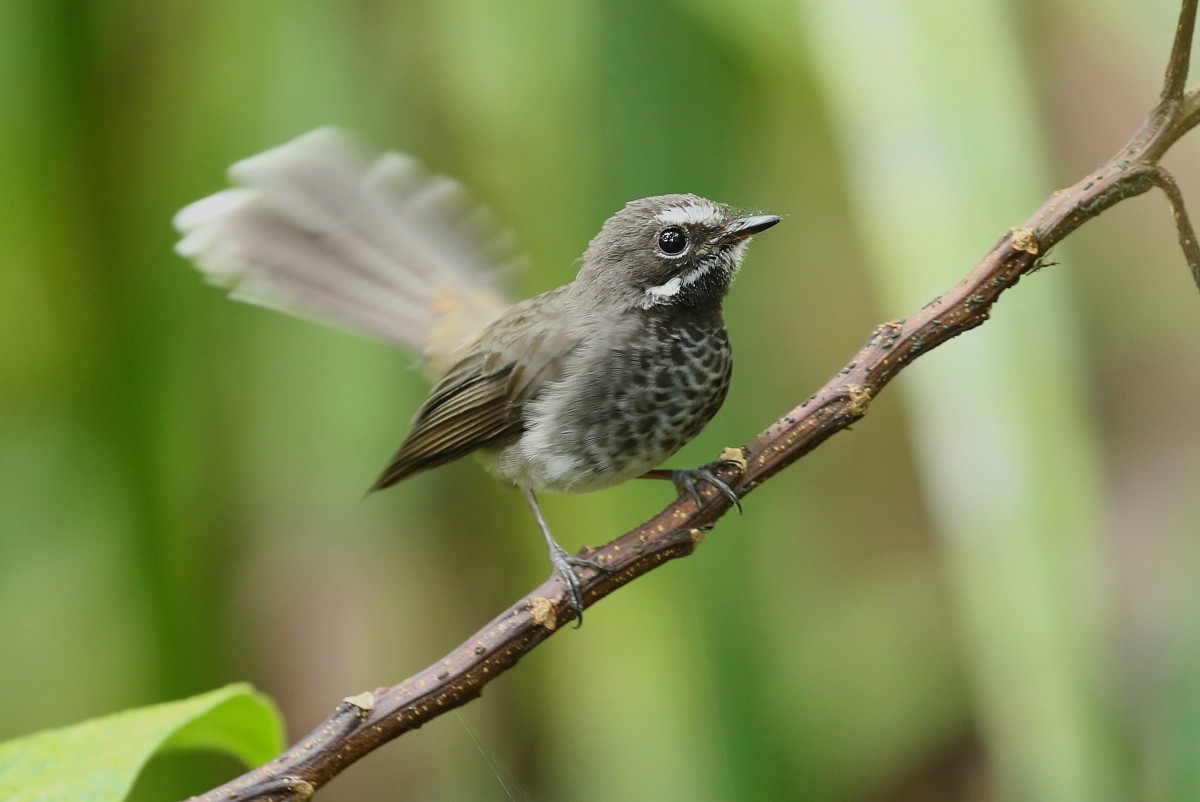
left=547, top=545, right=608, bottom=628
left=522, top=486, right=612, bottom=628
left=669, top=461, right=744, bottom=514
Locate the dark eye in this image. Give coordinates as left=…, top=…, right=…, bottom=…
left=657, top=227, right=688, bottom=255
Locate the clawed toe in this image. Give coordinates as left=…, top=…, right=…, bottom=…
left=548, top=546, right=608, bottom=628
left=565, top=554, right=609, bottom=574
left=671, top=464, right=743, bottom=514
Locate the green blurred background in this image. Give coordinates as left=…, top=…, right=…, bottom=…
left=3, top=0, right=1200, bottom=799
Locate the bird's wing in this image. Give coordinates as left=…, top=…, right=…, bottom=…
left=173, top=128, right=522, bottom=376
left=370, top=292, right=581, bottom=490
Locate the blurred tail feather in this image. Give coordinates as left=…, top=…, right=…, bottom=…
left=173, top=128, right=518, bottom=376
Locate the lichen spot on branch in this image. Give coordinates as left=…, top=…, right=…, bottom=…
left=529, top=596, right=557, bottom=630
left=343, top=692, right=375, bottom=715
left=1010, top=226, right=1039, bottom=254
left=719, top=446, right=748, bottom=472
left=847, top=384, right=873, bottom=416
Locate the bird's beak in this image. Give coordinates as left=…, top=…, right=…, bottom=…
left=720, top=214, right=782, bottom=242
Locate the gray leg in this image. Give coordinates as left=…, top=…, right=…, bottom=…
left=521, top=487, right=604, bottom=627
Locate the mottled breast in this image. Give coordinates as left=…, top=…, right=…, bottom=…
left=489, top=307, right=733, bottom=494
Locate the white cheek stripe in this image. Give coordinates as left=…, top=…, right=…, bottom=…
left=641, top=261, right=716, bottom=307
left=645, top=275, right=683, bottom=300
left=655, top=202, right=724, bottom=228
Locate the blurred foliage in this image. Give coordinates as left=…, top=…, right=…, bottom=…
left=1, top=0, right=1199, bottom=800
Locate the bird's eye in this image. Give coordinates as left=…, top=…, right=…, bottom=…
left=657, top=227, right=688, bottom=255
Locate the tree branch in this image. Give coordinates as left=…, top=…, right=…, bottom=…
left=192, top=1, right=1200, bottom=798
left=1144, top=164, right=1200, bottom=286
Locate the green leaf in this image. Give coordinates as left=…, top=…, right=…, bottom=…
left=0, top=683, right=284, bottom=802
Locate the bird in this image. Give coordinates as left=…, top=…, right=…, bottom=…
left=173, top=128, right=780, bottom=623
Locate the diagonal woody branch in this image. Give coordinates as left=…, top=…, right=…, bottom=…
left=193, top=1, right=1200, bottom=799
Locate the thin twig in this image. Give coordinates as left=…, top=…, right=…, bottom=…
left=1144, top=164, right=1200, bottom=288
left=1163, top=0, right=1197, bottom=102
left=192, top=1, right=1200, bottom=798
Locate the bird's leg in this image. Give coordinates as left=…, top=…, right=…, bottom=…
left=521, top=487, right=606, bottom=627
left=640, top=459, right=744, bottom=514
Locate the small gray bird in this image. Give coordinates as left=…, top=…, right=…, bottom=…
left=174, top=129, right=779, bottom=621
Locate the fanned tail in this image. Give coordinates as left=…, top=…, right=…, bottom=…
left=173, top=128, right=519, bottom=376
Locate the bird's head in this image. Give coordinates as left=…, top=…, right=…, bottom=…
left=576, top=194, right=780, bottom=311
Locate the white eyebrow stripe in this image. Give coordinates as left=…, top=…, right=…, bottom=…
left=655, top=202, right=724, bottom=228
